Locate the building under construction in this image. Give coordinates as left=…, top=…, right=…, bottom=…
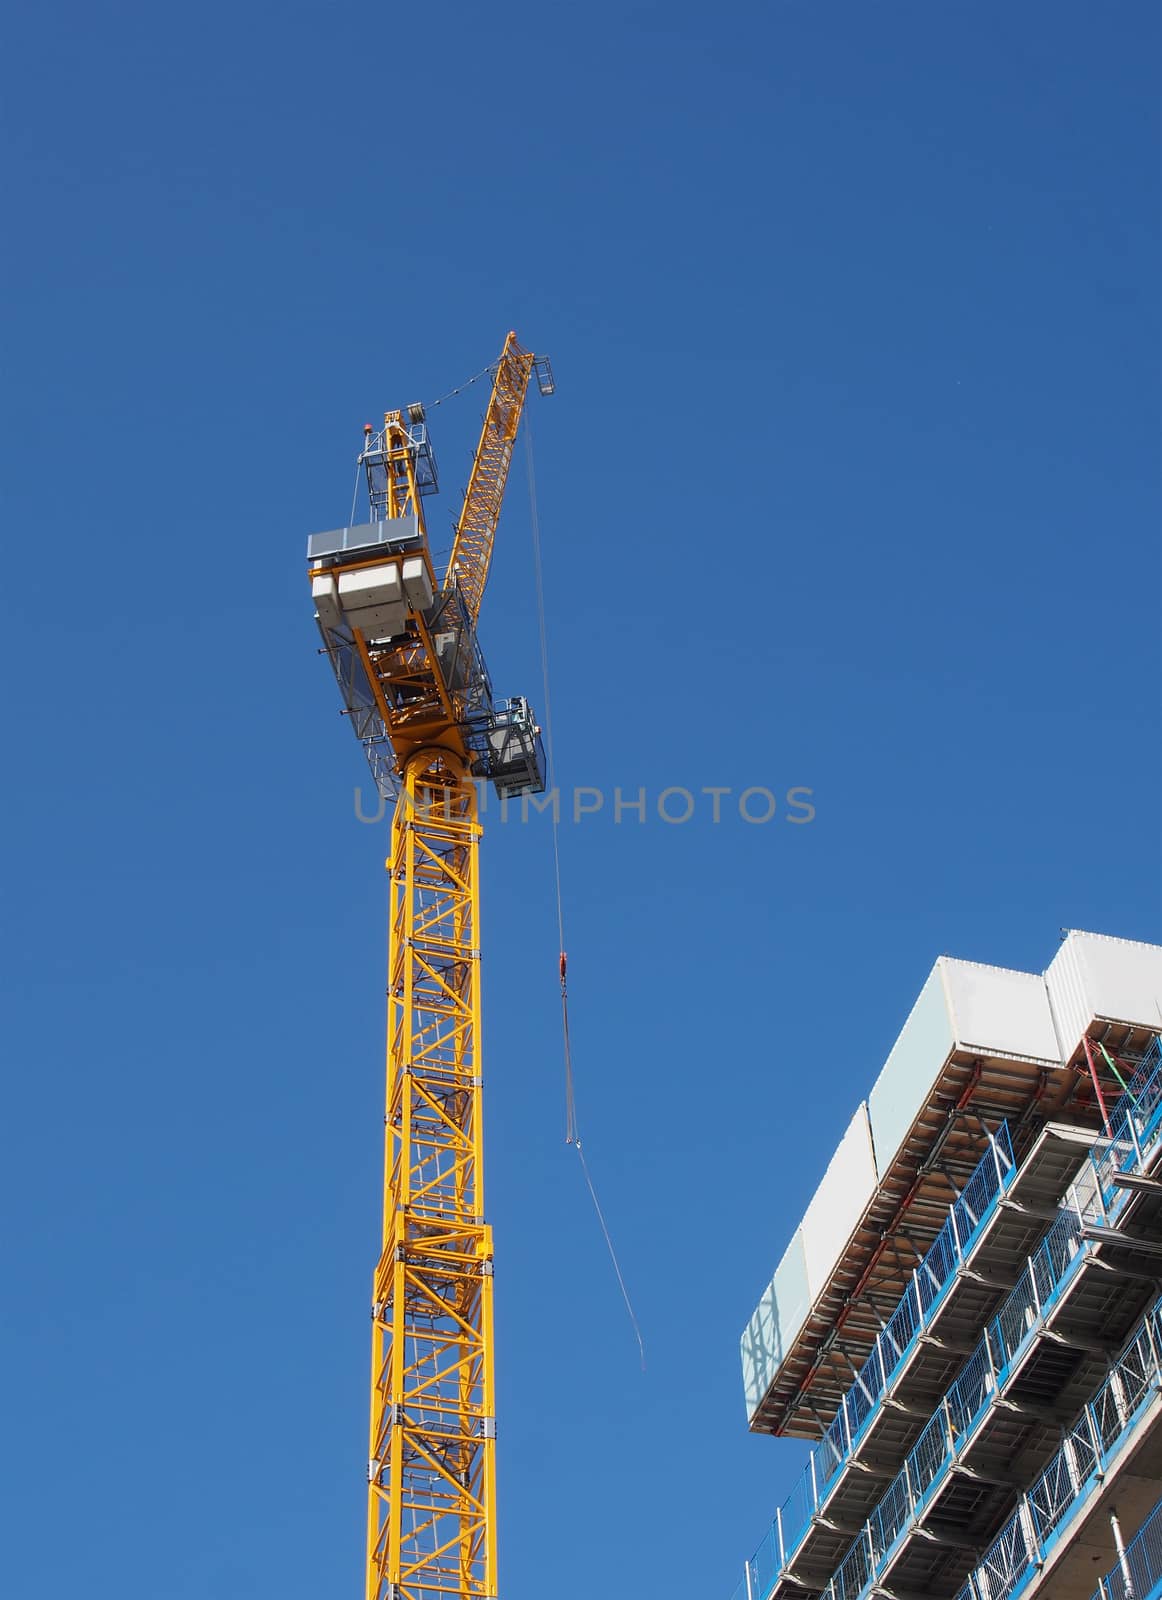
left=732, top=929, right=1162, bottom=1600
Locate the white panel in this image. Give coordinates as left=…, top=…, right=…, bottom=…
left=311, top=572, right=342, bottom=630
left=338, top=562, right=403, bottom=608
left=1044, top=935, right=1087, bottom=1061
left=739, top=929, right=1162, bottom=1427
left=943, top=959, right=1060, bottom=1064
left=401, top=556, right=434, bottom=610
left=1045, top=931, right=1162, bottom=1061
left=741, top=1229, right=810, bottom=1421
left=868, top=966, right=955, bottom=1180
left=801, top=1103, right=877, bottom=1300
left=346, top=601, right=407, bottom=639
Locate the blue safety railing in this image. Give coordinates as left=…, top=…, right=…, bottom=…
left=728, top=1038, right=1162, bottom=1600
left=1090, top=1493, right=1162, bottom=1600
left=1089, top=1034, right=1162, bottom=1220
left=947, top=1297, right=1162, bottom=1600
left=741, top=1126, right=1016, bottom=1595
left=1128, top=1034, right=1162, bottom=1103
left=818, top=1039, right=1162, bottom=1600
left=822, top=1200, right=1096, bottom=1600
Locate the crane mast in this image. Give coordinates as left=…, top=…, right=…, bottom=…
left=307, top=334, right=553, bottom=1600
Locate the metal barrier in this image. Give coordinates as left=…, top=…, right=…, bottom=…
left=820, top=1202, right=1094, bottom=1598
left=948, top=1298, right=1162, bottom=1600
left=729, top=1038, right=1162, bottom=1600
left=741, top=1127, right=1017, bottom=1592
left=1089, top=1035, right=1162, bottom=1223
left=1092, top=1493, right=1162, bottom=1600
left=821, top=1041, right=1162, bottom=1600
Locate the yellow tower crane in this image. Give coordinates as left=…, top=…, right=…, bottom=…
left=307, top=333, right=554, bottom=1600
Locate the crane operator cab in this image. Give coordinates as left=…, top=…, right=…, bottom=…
left=474, top=697, right=547, bottom=800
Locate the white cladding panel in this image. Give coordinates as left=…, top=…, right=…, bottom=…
left=942, top=958, right=1060, bottom=1064
left=867, top=966, right=954, bottom=1180
left=1045, top=932, right=1162, bottom=1061
left=801, top=1103, right=878, bottom=1300
left=741, top=930, right=1162, bottom=1423
left=741, top=1229, right=810, bottom=1421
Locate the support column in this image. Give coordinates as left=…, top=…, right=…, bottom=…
left=367, top=751, right=496, bottom=1600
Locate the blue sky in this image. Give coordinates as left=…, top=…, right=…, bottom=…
left=1, top=3, right=1158, bottom=1597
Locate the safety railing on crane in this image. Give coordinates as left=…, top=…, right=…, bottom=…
left=730, top=1034, right=1162, bottom=1600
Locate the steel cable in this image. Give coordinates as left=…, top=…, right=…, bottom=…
left=525, top=412, right=646, bottom=1371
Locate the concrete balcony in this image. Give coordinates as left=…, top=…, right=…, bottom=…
left=728, top=1028, right=1162, bottom=1600
left=789, top=1089, right=1162, bottom=1598
left=746, top=1123, right=1110, bottom=1598
left=949, top=1308, right=1162, bottom=1600
left=825, top=1286, right=1162, bottom=1600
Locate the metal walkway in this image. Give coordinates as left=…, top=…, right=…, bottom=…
left=731, top=1036, right=1162, bottom=1600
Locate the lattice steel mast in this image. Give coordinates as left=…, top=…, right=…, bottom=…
left=307, top=334, right=553, bottom=1600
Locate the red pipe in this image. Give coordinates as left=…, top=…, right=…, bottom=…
left=1082, top=1036, right=1113, bottom=1138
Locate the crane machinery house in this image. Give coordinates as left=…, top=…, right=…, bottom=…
left=308, top=392, right=548, bottom=803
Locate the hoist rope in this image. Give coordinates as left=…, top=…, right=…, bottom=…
left=526, top=421, right=572, bottom=1136
left=525, top=413, right=646, bottom=1371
